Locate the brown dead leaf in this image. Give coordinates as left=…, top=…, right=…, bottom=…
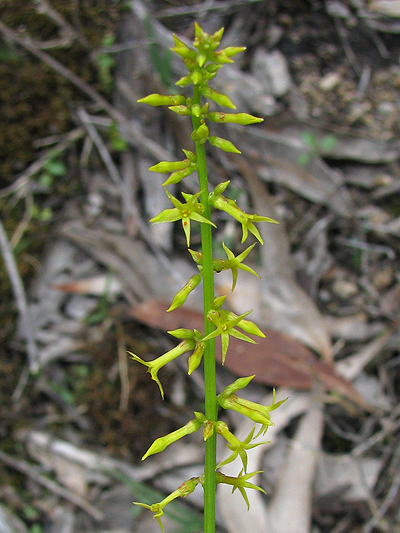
left=128, top=300, right=372, bottom=411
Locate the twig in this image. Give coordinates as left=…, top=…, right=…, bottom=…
left=33, top=0, right=89, bottom=49
left=0, top=20, right=171, bottom=162
left=77, top=107, right=122, bottom=187
left=333, top=15, right=361, bottom=76
left=363, top=446, right=400, bottom=533
left=0, top=449, right=104, bottom=522
left=0, top=219, right=38, bottom=372
left=116, top=323, right=130, bottom=412
left=0, top=127, right=85, bottom=199
left=156, top=0, right=263, bottom=18
left=9, top=193, right=34, bottom=249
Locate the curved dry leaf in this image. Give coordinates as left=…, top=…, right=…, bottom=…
left=51, top=275, right=123, bottom=296
left=369, top=0, right=400, bottom=17
left=128, top=300, right=372, bottom=411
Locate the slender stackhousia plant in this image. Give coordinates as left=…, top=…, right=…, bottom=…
left=131, top=23, right=285, bottom=533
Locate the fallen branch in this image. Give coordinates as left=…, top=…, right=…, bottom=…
left=0, top=219, right=38, bottom=372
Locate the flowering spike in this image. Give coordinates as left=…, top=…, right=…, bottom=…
left=135, top=22, right=283, bottom=529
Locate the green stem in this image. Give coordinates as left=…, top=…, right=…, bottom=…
left=192, top=85, right=217, bottom=533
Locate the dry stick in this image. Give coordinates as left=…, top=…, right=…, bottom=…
left=0, top=127, right=85, bottom=199
left=363, top=446, right=400, bottom=533
left=0, top=20, right=171, bottom=163
left=33, top=0, right=90, bottom=50
left=77, top=106, right=122, bottom=187
left=333, top=16, right=361, bottom=76
left=0, top=450, right=104, bottom=522
left=116, top=323, right=130, bottom=412
left=157, top=0, right=263, bottom=18
left=0, top=219, right=38, bottom=372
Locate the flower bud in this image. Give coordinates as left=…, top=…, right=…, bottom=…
left=175, top=75, right=192, bottom=87
left=211, top=26, right=224, bottom=46
left=203, top=419, right=215, bottom=441
left=219, top=46, right=246, bottom=58
left=212, top=180, right=230, bottom=197
left=168, top=328, right=195, bottom=339
left=210, top=295, right=226, bottom=310
left=191, top=123, right=209, bottom=143
left=182, top=149, right=197, bottom=163
left=196, top=53, right=207, bottom=67
left=168, top=105, right=191, bottom=116
left=162, top=164, right=196, bottom=186
left=149, top=160, right=188, bottom=173
left=137, top=93, right=185, bottom=106
left=171, top=35, right=197, bottom=60
left=218, top=376, right=255, bottom=399
left=210, top=194, right=246, bottom=222
left=208, top=136, right=241, bottom=154
left=142, top=417, right=201, bottom=460
left=168, top=273, right=202, bottom=312
left=191, top=103, right=202, bottom=117
left=202, top=87, right=236, bottom=109
left=212, top=258, right=224, bottom=273
left=213, top=46, right=246, bottom=64
left=194, top=411, right=206, bottom=424
left=206, top=63, right=222, bottom=73
left=188, top=248, right=203, bottom=265
left=218, top=394, right=274, bottom=427
left=207, top=112, right=263, bottom=125
left=188, top=340, right=205, bottom=374
left=191, top=70, right=203, bottom=85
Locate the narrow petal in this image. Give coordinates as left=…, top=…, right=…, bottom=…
left=150, top=208, right=181, bottom=224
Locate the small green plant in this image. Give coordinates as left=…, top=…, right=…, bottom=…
left=131, top=23, right=285, bottom=533
left=96, top=33, right=116, bottom=94
left=297, top=131, right=337, bottom=166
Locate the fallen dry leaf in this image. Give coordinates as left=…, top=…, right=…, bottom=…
left=128, top=300, right=372, bottom=411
